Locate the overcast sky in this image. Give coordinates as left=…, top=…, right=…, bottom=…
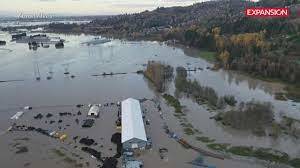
left=0, top=0, right=204, bottom=16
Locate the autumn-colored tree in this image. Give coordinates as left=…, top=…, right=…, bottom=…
left=219, top=50, right=230, bottom=69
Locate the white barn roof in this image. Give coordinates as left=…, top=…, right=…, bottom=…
left=121, top=98, right=147, bottom=143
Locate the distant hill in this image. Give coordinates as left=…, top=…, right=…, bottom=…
left=84, top=0, right=299, bottom=37
left=91, top=0, right=251, bottom=33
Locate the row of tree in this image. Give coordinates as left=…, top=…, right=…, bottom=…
left=144, top=61, right=174, bottom=92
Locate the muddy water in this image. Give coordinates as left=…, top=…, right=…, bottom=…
left=0, top=31, right=300, bottom=167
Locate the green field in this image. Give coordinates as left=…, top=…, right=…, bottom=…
left=199, top=50, right=217, bottom=62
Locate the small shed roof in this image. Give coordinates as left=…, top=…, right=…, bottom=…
left=121, top=98, right=147, bottom=143
left=88, top=105, right=99, bottom=115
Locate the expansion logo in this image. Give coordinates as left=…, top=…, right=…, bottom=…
left=245, top=7, right=290, bottom=18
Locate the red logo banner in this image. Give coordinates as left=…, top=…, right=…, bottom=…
left=245, top=7, right=290, bottom=18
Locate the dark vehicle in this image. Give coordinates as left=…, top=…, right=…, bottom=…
left=0, top=40, right=6, bottom=45
left=55, top=41, right=64, bottom=49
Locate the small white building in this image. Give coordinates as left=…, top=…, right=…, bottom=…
left=122, top=98, right=147, bottom=149
left=88, top=105, right=100, bottom=117
left=11, top=111, right=24, bottom=120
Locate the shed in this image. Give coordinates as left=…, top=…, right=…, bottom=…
left=122, top=98, right=147, bottom=149
left=88, top=105, right=100, bottom=117
left=11, top=111, right=24, bottom=120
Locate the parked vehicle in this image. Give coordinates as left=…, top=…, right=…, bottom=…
left=0, top=40, right=6, bottom=45
left=55, top=41, right=64, bottom=49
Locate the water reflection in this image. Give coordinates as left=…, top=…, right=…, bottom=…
left=224, top=70, right=280, bottom=95
left=178, top=44, right=284, bottom=97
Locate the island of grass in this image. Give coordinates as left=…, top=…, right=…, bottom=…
left=290, top=158, right=300, bottom=168
left=184, top=127, right=195, bottom=135
left=196, top=136, right=215, bottom=143
left=163, top=94, right=182, bottom=113
left=207, top=143, right=230, bottom=152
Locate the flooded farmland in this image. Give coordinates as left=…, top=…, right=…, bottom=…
left=0, top=31, right=299, bottom=168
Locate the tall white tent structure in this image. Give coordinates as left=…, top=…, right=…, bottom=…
left=121, top=98, right=147, bottom=149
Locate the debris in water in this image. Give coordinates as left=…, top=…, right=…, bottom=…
left=34, top=113, right=43, bottom=119
left=59, top=112, right=72, bottom=116
left=15, top=146, right=28, bottom=154
left=59, top=134, right=67, bottom=141
left=46, top=113, right=53, bottom=118
left=136, top=70, right=143, bottom=74
left=111, top=133, right=121, bottom=144
left=0, top=79, right=24, bottom=83
left=159, top=148, right=168, bottom=159
left=55, top=42, right=64, bottom=49
left=24, top=106, right=32, bottom=110
left=73, top=136, right=79, bottom=142
left=111, top=133, right=122, bottom=158
left=81, top=147, right=101, bottom=160
left=82, top=119, right=94, bottom=128
left=79, top=137, right=95, bottom=146
left=101, top=157, right=118, bottom=168
left=23, top=162, right=31, bottom=167
left=76, top=104, right=83, bottom=108
left=35, top=128, right=48, bottom=135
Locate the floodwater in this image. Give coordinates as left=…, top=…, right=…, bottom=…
left=0, top=31, right=300, bottom=168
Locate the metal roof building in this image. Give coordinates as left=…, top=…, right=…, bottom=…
left=121, top=98, right=147, bottom=149
left=88, top=105, right=100, bottom=117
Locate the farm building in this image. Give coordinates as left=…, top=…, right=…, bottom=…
left=88, top=105, right=100, bottom=117
left=121, top=98, right=147, bottom=149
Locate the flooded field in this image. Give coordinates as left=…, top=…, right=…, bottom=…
left=0, top=31, right=299, bottom=168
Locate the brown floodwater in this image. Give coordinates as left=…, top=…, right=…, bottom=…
left=0, top=31, right=299, bottom=168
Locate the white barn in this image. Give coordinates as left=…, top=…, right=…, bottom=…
left=122, top=98, right=147, bottom=149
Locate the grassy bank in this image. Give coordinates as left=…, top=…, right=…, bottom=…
left=198, top=50, right=217, bottom=62
left=206, top=143, right=300, bottom=167
left=285, top=85, right=300, bottom=102
left=162, top=94, right=182, bottom=113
